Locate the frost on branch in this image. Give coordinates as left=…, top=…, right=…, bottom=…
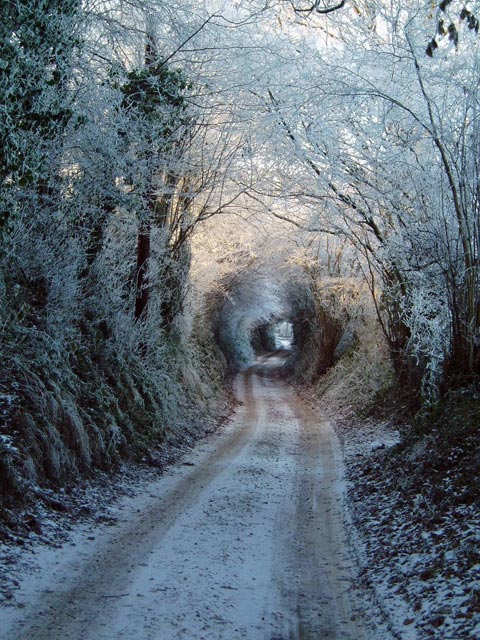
left=401, top=280, right=450, bottom=402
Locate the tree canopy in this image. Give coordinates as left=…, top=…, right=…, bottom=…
left=1, top=0, right=479, bottom=406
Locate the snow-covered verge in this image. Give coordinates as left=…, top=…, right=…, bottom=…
left=295, top=286, right=480, bottom=640
left=334, top=398, right=480, bottom=640
left=0, top=264, right=230, bottom=510
left=0, top=399, right=233, bottom=605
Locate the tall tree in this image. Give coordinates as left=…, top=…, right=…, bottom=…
left=119, top=34, right=191, bottom=324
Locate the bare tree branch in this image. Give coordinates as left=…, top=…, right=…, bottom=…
left=290, top=0, right=346, bottom=17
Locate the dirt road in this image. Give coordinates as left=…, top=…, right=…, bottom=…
left=1, top=352, right=389, bottom=640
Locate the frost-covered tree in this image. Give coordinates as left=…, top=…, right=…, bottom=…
left=234, top=0, right=480, bottom=397
left=118, top=35, right=192, bottom=324
left=0, top=0, right=81, bottom=231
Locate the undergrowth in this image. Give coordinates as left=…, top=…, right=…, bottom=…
left=0, top=313, right=228, bottom=520
left=390, top=388, right=480, bottom=511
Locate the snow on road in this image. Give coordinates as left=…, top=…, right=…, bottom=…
left=0, top=352, right=390, bottom=639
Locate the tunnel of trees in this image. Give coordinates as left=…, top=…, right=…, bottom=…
left=1, top=0, right=479, bottom=504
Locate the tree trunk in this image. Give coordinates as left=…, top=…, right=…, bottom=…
left=135, top=223, right=150, bottom=322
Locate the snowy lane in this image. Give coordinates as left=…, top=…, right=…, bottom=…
left=1, top=353, right=387, bottom=640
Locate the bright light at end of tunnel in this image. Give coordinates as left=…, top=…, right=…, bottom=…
left=274, top=320, right=293, bottom=350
